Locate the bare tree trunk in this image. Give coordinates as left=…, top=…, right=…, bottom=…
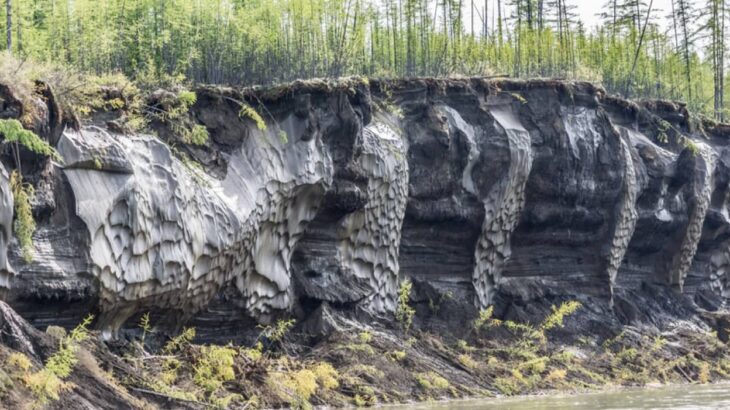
left=627, top=0, right=654, bottom=96
left=5, top=0, right=11, bottom=52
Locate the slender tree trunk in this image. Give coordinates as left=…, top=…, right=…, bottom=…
left=5, top=0, right=11, bottom=52
left=627, top=0, right=654, bottom=96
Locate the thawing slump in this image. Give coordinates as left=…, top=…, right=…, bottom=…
left=13, top=80, right=730, bottom=338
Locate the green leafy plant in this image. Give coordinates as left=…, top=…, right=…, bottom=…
left=258, top=319, right=296, bottom=344
left=164, top=327, right=196, bottom=354
left=138, top=312, right=152, bottom=343
left=396, top=279, right=416, bottom=332
left=23, top=315, right=94, bottom=406
left=10, top=171, right=36, bottom=263
left=193, top=345, right=237, bottom=394
left=239, top=104, right=267, bottom=131
left=0, top=119, right=62, bottom=162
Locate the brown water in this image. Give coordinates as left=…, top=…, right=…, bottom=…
left=400, top=384, right=730, bottom=409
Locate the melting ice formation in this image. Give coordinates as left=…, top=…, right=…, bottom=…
left=2, top=81, right=730, bottom=335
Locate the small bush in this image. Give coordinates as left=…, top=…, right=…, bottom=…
left=6, top=353, right=33, bottom=372
left=541, top=301, right=582, bottom=332
left=271, top=368, right=318, bottom=410
left=387, top=350, right=407, bottom=361
left=186, top=124, right=209, bottom=145
left=239, top=104, right=267, bottom=131
left=414, top=372, right=450, bottom=391
left=545, top=369, right=567, bottom=383
left=0, top=119, right=62, bottom=161
left=312, top=362, right=339, bottom=390
left=358, top=331, right=373, bottom=344
left=11, top=171, right=36, bottom=263
left=23, top=315, right=93, bottom=405
left=396, top=280, right=416, bottom=332
left=164, top=327, right=196, bottom=353
left=457, top=354, right=478, bottom=369
left=473, top=306, right=502, bottom=331
left=259, top=318, right=296, bottom=344
left=193, top=345, right=237, bottom=394
left=138, top=312, right=152, bottom=343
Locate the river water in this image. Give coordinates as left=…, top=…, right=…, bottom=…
left=400, top=384, right=730, bottom=409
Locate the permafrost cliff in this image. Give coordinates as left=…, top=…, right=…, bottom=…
left=1, top=78, right=730, bottom=342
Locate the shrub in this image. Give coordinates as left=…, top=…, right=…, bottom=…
left=271, top=368, right=318, bottom=410
left=259, top=318, right=296, bottom=344
left=358, top=331, right=373, bottom=344
left=193, top=345, right=237, bottom=394
left=187, top=124, right=209, bottom=146
left=0, top=119, right=62, bottom=161
left=457, top=354, right=478, bottom=369
left=138, top=312, right=152, bottom=343
left=10, top=171, right=36, bottom=263
left=6, top=353, right=33, bottom=373
left=239, top=104, right=267, bottom=131
left=23, top=315, right=93, bottom=405
left=164, top=327, right=196, bottom=353
left=395, top=280, right=416, bottom=332
left=473, top=306, right=502, bottom=331
left=540, top=301, right=582, bottom=332
left=414, top=372, right=450, bottom=391
left=312, top=362, right=339, bottom=390
left=387, top=350, right=407, bottom=361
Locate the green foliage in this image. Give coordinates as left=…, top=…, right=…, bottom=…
left=395, top=279, right=416, bottom=332
left=187, top=125, right=210, bottom=146
left=239, top=104, right=267, bottom=131
left=386, top=350, right=407, bottom=362
left=164, top=327, right=196, bottom=354
left=1, top=0, right=730, bottom=119
left=177, top=90, right=197, bottom=107
left=10, top=171, right=36, bottom=263
left=139, top=312, right=152, bottom=343
left=269, top=368, right=319, bottom=410
left=6, top=353, right=33, bottom=373
left=358, top=331, right=373, bottom=344
left=540, top=301, right=583, bottom=332
left=22, top=315, right=93, bottom=406
left=193, top=345, right=237, bottom=394
left=683, top=138, right=701, bottom=156
left=414, top=371, right=450, bottom=391
left=0, top=119, right=61, bottom=162
left=259, top=319, right=296, bottom=344
left=473, top=306, right=503, bottom=331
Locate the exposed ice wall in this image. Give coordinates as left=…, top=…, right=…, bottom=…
left=59, top=116, right=333, bottom=337
left=0, top=166, right=12, bottom=289
left=338, top=119, right=408, bottom=313
left=472, top=107, right=533, bottom=309
left=669, top=142, right=716, bottom=290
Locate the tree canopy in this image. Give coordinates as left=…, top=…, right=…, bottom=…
left=0, top=0, right=729, bottom=118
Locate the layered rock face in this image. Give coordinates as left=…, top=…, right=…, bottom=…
left=2, top=79, right=730, bottom=338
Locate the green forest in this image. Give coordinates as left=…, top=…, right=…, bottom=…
left=0, top=0, right=728, bottom=119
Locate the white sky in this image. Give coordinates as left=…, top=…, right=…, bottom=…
left=574, top=0, right=675, bottom=30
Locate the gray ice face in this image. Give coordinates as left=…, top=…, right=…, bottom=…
left=0, top=165, right=13, bottom=289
